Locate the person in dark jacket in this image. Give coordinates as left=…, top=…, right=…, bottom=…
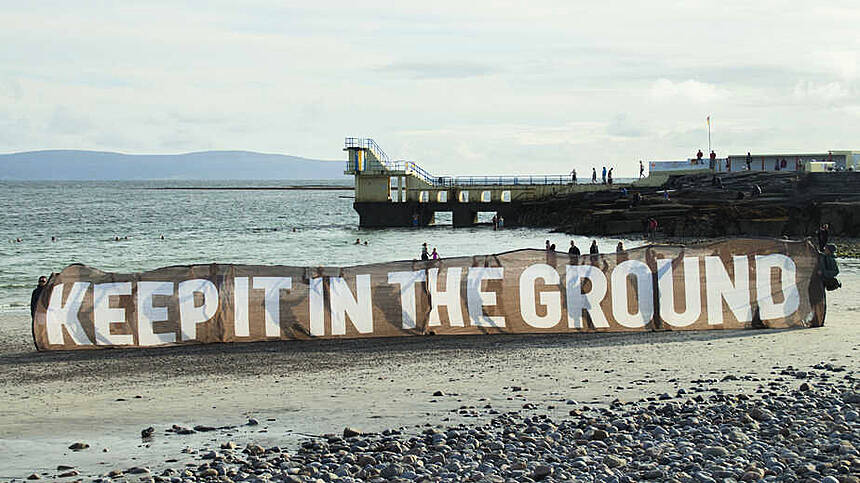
left=30, top=276, right=47, bottom=320
left=821, top=244, right=841, bottom=291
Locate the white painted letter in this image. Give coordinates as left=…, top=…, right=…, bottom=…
left=611, top=260, right=654, bottom=328
left=138, top=281, right=176, bottom=346
left=93, top=282, right=133, bottom=345
left=46, top=282, right=93, bottom=345
left=467, top=267, right=505, bottom=327
left=755, top=254, right=800, bottom=320
left=565, top=265, right=609, bottom=328
left=234, top=277, right=249, bottom=337
left=519, top=264, right=561, bottom=328
left=178, top=279, right=220, bottom=341
left=705, top=256, right=752, bottom=325
left=427, top=267, right=464, bottom=327
left=253, top=277, right=291, bottom=337
left=657, top=258, right=702, bottom=327
left=388, top=270, right=426, bottom=330
left=309, top=277, right=325, bottom=336
left=330, top=274, right=373, bottom=335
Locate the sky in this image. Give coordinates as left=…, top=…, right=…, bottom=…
left=1, top=1, right=859, bottom=176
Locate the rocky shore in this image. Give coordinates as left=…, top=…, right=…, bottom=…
left=515, top=171, right=860, bottom=240
left=28, top=363, right=858, bottom=482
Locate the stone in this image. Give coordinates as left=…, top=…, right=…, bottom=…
left=26, top=474, right=40, bottom=480
left=68, top=442, right=89, bottom=451
left=532, top=465, right=553, bottom=479
left=603, top=455, right=627, bottom=468
left=126, top=467, right=150, bottom=474
left=433, top=391, right=445, bottom=397
left=58, top=470, right=79, bottom=477
left=141, top=427, right=155, bottom=438
left=702, top=446, right=729, bottom=458
left=343, top=427, right=362, bottom=438
left=247, top=418, right=259, bottom=426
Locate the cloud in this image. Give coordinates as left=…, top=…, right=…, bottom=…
left=606, top=114, right=645, bottom=138
left=792, top=80, right=852, bottom=103
left=650, top=79, right=727, bottom=103
left=375, top=61, right=496, bottom=79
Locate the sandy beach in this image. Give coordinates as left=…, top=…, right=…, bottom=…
left=0, top=259, right=857, bottom=480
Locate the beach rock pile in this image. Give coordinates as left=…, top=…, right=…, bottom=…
left=113, top=364, right=858, bottom=483
left=516, top=171, right=860, bottom=240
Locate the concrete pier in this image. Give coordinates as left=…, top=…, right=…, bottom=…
left=344, top=137, right=642, bottom=228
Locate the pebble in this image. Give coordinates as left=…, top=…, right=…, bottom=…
left=67, top=441, right=89, bottom=451
left=98, top=363, right=860, bottom=483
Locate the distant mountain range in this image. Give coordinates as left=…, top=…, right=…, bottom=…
left=0, top=150, right=349, bottom=180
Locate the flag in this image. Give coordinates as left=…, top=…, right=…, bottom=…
left=706, top=115, right=710, bottom=127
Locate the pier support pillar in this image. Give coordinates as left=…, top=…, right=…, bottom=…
left=453, top=208, right=477, bottom=227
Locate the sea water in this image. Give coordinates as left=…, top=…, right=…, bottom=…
left=0, top=180, right=642, bottom=312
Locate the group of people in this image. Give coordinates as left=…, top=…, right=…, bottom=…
left=353, top=238, right=369, bottom=246
left=569, top=161, right=645, bottom=185
left=589, top=167, right=615, bottom=185
left=491, top=214, right=505, bottom=230
left=420, top=242, right=439, bottom=261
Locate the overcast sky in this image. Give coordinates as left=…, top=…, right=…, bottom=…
left=1, top=1, right=858, bottom=176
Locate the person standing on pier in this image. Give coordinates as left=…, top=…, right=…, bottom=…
left=746, top=152, right=752, bottom=171
left=639, top=160, right=645, bottom=179
left=709, top=150, right=716, bottom=169
left=570, top=169, right=577, bottom=184
left=601, top=166, right=607, bottom=184
left=420, top=243, right=429, bottom=261
left=592, top=168, right=597, bottom=184
left=607, top=168, right=614, bottom=185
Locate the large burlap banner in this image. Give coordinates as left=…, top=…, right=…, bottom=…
left=33, top=238, right=826, bottom=351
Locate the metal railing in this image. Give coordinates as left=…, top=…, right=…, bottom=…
left=345, top=138, right=579, bottom=187
left=344, top=137, right=392, bottom=167
left=437, top=175, right=575, bottom=186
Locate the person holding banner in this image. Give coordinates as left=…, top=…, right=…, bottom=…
left=30, top=276, right=47, bottom=321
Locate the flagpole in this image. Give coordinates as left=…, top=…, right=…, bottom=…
left=707, top=116, right=711, bottom=153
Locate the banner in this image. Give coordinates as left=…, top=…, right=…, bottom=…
left=32, top=238, right=826, bottom=351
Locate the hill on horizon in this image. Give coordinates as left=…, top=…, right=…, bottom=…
left=0, top=149, right=349, bottom=180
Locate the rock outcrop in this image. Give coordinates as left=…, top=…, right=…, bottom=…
left=513, top=171, right=860, bottom=238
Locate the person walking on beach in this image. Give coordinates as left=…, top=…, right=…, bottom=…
left=492, top=214, right=498, bottom=231
left=589, top=240, right=599, bottom=255
left=30, top=276, right=47, bottom=321
left=639, top=160, right=645, bottom=179
left=431, top=248, right=439, bottom=260
left=607, top=168, right=614, bottom=185
left=601, top=166, right=607, bottom=184
left=420, top=243, right=429, bottom=261
left=570, top=169, right=577, bottom=184
left=592, top=168, right=597, bottom=184
left=545, top=240, right=551, bottom=252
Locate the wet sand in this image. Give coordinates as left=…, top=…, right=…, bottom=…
left=0, top=265, right=857, bottom=479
